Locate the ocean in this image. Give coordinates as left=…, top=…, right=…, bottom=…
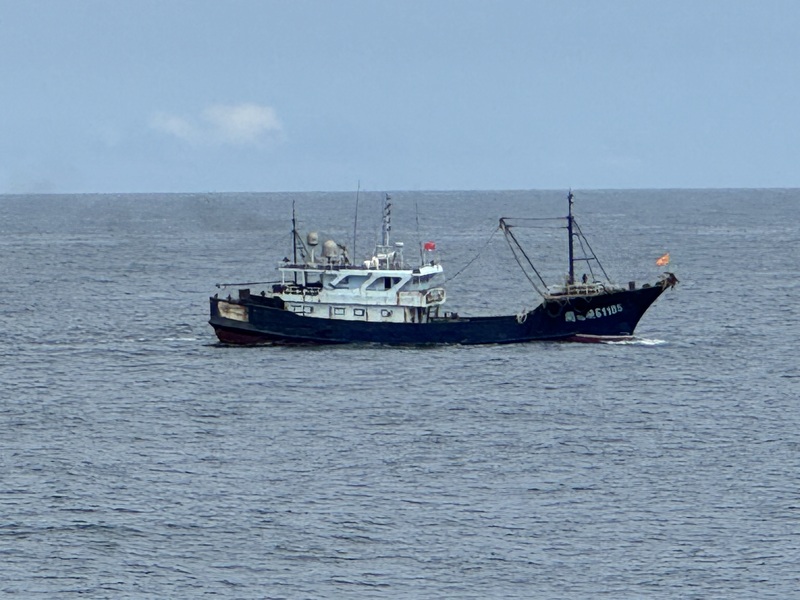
left=1, top=189, right=798, bottom=598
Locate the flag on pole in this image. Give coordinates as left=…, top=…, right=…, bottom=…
left=423, top=241, right=436, bottom=251
left=656, top=252, right=670, bottom=266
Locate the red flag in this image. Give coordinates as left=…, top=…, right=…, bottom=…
left=656, top=252, right=670, bottom=267
left=423, top=241, right=436, bottom=251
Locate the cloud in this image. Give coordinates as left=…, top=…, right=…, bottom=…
left=203, top=104, right=282, bottom=144
left=150, top=103, right=283, bottom=146
left=150, top=113, right=197, bottom=142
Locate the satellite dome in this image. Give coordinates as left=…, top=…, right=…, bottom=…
left=322, top=240, right=339, bottom=258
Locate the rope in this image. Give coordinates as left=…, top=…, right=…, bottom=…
left=573, top=220, right=611, bottom=281
left=504, top=233, right=547, bottom=297
left=445, top=226, right=499, bottom=283
left=503, top=223, right=548, bottom=291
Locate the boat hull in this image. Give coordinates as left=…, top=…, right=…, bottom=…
left=209, top=284, right=667, bottom=346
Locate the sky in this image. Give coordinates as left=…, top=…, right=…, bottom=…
left=1, top=0, right=799, bottom=193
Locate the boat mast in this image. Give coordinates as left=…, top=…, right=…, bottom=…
left=291, top=200, right=299, bottom=283
left=352, top=181, right=360, bottom=262
left=567, top=190, right=575, bottom=285
left=381, top=193, right=392, bottom=247
left=292, top=201, right=298, bottom=265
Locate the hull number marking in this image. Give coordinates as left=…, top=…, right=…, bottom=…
left=565, top=304, right=623, bottom=322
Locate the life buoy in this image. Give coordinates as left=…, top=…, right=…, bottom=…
left=546, top=301, right=563, bottom=318
left=571, top=297, right=590, bottom=313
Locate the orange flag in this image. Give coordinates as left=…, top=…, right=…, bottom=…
left=656, top=252, right=670, bottom=267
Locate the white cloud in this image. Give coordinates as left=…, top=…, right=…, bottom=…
left=150, top=113, right=198, bottom=142
left=203, top=104, right=282, bottom=144
left=150, top=103, right=283, bottom=146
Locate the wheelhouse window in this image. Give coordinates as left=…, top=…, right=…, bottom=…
left=368, top=277, right=402, bottom=291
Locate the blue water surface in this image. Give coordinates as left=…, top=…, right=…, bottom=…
left=1, top=189, right=798, bottom=598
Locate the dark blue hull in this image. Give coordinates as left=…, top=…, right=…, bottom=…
left=209, top=284, right=667, bottom=346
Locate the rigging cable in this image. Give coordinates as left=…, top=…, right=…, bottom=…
left=501, top=223, right=547, bottom=298
left=445, top=226, right=500, bottom=283
left=573, top=220, right=612, bottom=281
left=574, top=232, right=597, bottom=281
left=500, top=220, right=550, bottom=288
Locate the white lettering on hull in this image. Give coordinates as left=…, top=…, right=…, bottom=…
left=564, top=304, right=623, bottom=322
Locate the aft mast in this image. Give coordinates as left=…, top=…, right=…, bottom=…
left=567, top=190, right=575, bottom=285
left=291, top=201, right=298, bottom=265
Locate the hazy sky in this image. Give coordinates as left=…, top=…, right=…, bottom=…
left=2, top=1, right=798, bottom=193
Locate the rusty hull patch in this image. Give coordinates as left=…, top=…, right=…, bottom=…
left=218, top=301, right=249, bottom=322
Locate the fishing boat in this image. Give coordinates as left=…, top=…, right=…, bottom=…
left=209, top=192, right=677, bottom=345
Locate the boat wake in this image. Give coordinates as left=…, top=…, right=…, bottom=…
left=602, top=337, right=667, bottom=346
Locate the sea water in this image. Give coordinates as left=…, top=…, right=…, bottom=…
left=1, top=189, right=798, bottom=598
